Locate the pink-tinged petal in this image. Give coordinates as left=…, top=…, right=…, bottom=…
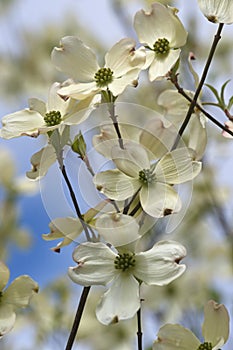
left=140, top=183, right=181, bottom=218
left=58, top=81, right=99, bottom=100
left=148, top=50, right=181, bottom=81
left=4, top=276, right=39, bottom=308
left=111, top=142, right=150, bottom=177
left=105, top=38, right=145, bottom=76
left=202, top=300, right=229, bottom=347
left=26, top=144, right=56, bottom=180
left=51, top=36, right=99, bottom=81
left=95, top=213, right=140, bottom=247
left=0, top=110, right=44, bottom=139
left=135, top=240, right=186, bottom=285
left=222, top=121, right=233, bottom=138
left=94, top=169, right=141, bottom=201
left=96, top=273, right=140, bottom=325
left=198, top=0, right=233, bottom=24
left=153, top=324, right=200, bottom=350
left=68, top=242, right=116, bottom=286
left=0, top=304, right=16, bottom=337
left=108, top=68, right=141, bottom=96
left=155, top=148, right=202, bottom=184
left=134, top=3, right=187, bottom=48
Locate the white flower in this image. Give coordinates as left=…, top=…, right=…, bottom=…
left=94, top=142, right=201, bottom=218
left=198, top=0, right=233, bottom=24
left=153, top=300, right=229, bottom=350
left=134, top=3, right=187, bottom=81
left=51, top=37, right=146, bottom=99
left=26, top=144, right=57, bottom=180
left=68, top=240, right=186, bottom=325
left=0, top=261, right=39, bottom=337
left=0, top=82, right=98, bottom=139
left=42, top=217, right=83, bottom=252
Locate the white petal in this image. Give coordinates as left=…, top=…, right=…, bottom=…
left=111, top=142, right=150, bottom=177
left=26, top=144, right=56, bottom=180
left=0, top=262, right=9, bottom=291
left=51, top=36, right=99, bottom=81
left=139, top=118, right=176, bottom=159
left=94, top=169, right=141, bottom=201
left=58, top=81, right=99, bottom=100
left=64, top=94, right=101, bottom=125
left=153, top=324, right=200, bottom=350
left=134, top=3, right=187, bottom=48
left=28, top=97, right=46, bottom=116
left=105, top=38, right=145, bottom=76
left=188, top=115, right=207, bottom=160
left=198, top=0, right=233, bottom=24
left=157, top=89, right=191, bottom=124
left=202, top=300, right=229, bottom=346
left=109, top=68, right=141, bottom=96
left=0, top=110, right=44, bottom=139
left=4, top=276, right=38, bottom=308
left=42, top=217, right=83, bottom=249
left=148, top=50, right=181, bottom=81
left=96, top=273, right=140, bottom=325
left=47, top=82, right=70, bottom=115
left=135, top=240, right=186, bottom=285
left=95, top=213, right=140, bottom=247
left=155, top=148, right=202, bottom=184
left=140, top=183, right=182, bottom=218
left=68, top=242, right=116, bottom=286
left=0, top=304, right=16, bottom=337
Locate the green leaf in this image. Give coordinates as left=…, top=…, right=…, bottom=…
left=205, top=83, right=222, bottom=105
left=220, top=79, right=231, bottom=106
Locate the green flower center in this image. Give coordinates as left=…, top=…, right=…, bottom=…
left=139, top=168, right=156, bottom=184
left=114, top=253, right=135, bottom=272
left=196, top=342, right=212, bottom=350
left=94, top=67, right=114, bottom=87
left=44, top=110, right=62, bottom=126
left=153, top=38, right=170, bottom=55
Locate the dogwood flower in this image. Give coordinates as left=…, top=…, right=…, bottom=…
left=0, top=82, right=98, bottom=139
left=68, top=240, right=186, bottom=325
left=94, top=142, right=201, bottom=218
left=51, top=37, right=146, bottom=99
left=134, top=3, right=187, bottom=81
left=0, top=261, right=39, bottom=337
left=153, top=300, right=229, bottom=350
left=198, top=0, right=233, bottom=24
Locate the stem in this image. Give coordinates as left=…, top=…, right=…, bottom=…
left=172, top=23, right=224, bottom=149
left=61, top=165, right=91, bottom=240
left=65, top=286, right=91, bottom=350
left=171, top=79, right=233, bottom=137
left=108, top=101, right=124, bottom=149
left=137, top=308, right=143, bottom=350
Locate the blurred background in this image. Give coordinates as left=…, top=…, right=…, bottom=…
left=0, top=0, right=233, bottom=349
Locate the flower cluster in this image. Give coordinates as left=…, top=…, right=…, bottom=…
left=0, top=0, right=231, bottom=348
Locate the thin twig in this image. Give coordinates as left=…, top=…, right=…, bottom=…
left=172, top=23, right=224, bottom=149
left=65, top=287, right=91, bottom=350
left=137, top=308, right=143, bottom=350
left=170, top=78, right=233, bottom=137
